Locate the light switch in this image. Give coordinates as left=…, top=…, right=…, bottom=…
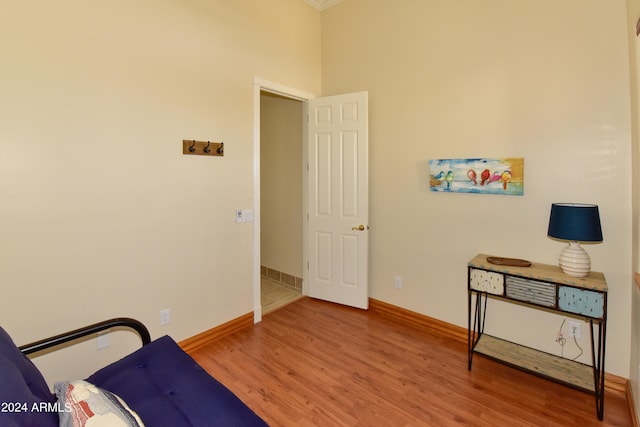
left=236, top=209, right=254, bottom=223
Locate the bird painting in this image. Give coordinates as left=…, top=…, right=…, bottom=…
left=429, top=158, right=524, bottom=196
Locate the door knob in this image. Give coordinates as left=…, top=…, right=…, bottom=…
left=352, top=224, right=367, bottom=231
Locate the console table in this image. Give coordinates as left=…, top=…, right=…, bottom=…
left=467, top=254, right=607, bottom=420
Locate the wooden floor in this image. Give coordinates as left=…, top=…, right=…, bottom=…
left=190, top=297, right=633, bottom=426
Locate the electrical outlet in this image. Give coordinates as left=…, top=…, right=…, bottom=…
left=97, top=333, right=109, bottom=350
left=160, top=308, right=171, bottom=326
left=394, top=276, right=402, bottom=289
left=568, top=321, right=581, bottom=339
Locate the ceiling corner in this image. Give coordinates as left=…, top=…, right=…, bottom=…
left=304, top=0, right=344, bottom=11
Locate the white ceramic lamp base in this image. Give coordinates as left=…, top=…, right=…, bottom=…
left=558, top=241, right=591, bottom=278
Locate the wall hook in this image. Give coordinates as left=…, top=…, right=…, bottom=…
left=182, top=139, right=224, bottom=157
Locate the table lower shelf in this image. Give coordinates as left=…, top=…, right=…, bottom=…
left=473, top=334, right=595, bottom=393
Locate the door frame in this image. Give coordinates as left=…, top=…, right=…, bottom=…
left=252, top=77, right=315, bottom=323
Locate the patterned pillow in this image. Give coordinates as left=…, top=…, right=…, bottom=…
left=54, top=380, right=144, bottom=427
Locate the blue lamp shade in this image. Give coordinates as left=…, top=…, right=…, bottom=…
left=547, top=203, right=603, bottom=277
left=547, top=203, right=603, bottom=242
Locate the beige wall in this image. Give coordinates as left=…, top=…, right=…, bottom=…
left=0, top=0, right=320, bottom=383
left=628, top=0, right=640, bottom=414
left=260, top=93, right=303, bottom=277
left=2, top=0, right=636, bottom=393
left=322, top=0, right=633, bottom=377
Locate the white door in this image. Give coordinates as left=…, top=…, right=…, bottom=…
left=307, top=91, right=369, bottom=309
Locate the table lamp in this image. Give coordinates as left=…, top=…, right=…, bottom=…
left=547, top=203, right=603, bottom=278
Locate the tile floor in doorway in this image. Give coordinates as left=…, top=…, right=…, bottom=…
left=261, top=278, right=303, bottom=314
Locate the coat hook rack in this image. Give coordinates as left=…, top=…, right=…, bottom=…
left=182, top=139, right=224, bottom=157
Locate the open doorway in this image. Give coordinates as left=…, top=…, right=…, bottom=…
left=253, top=81, right=369, bottom=320
left=252, top=78, right=315, bottom=322
left=259, top=91, right=304, bottom=314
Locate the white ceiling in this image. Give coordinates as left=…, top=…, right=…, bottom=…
left=304, top=0, right=344, bottom=11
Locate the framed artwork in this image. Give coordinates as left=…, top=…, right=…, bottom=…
left=429, top=157, right=524, bottom=195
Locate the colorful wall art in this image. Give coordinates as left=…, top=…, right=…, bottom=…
left=429, top=158, right=524, bottom=195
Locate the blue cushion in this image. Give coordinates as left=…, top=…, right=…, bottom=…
left=87, top=335, right=268, bottom=427
left=0, top=327, right=58, bottom=427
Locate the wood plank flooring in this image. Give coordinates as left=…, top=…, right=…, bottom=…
left=189, top=297, right=633, bottom=426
